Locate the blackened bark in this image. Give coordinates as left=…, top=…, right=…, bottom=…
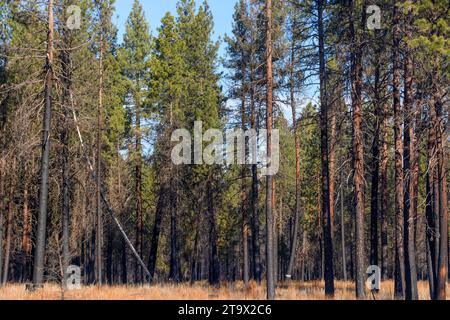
left=2, top=177, right=14, bottom=284
left=318, top=0, right=334, bottom=297
left=392, top=1, right=405, bottom=299
left=169, top=179, right=180, bottom=282
left=403, top=14, right=418, bottom=299
left=135, top=99, right=143, bottom=283
left=148, top=186, right=165, bottom=279
left=207, top=179, right=220, bottom=285
left=350, top=0, right=365, bottom=299
left=33, top=0, right=54, bottom=286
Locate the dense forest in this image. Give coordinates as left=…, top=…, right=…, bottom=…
left=0, top=0, right=448, bottom=300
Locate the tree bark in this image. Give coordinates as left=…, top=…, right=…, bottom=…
left=392, top=1, right=406, bottom=298
left=350, top=0, right=365, bottom=299
left=265, top=0, right=275, bottom=300
left=148, top=186, right=165, bottom=279
left=380, top=86, right=389, bottom=280
left=207, top=178, right=220, bottom=285
left=434, top=96, right=448, bottom=300
left=96, top=28, right=104, bottom=286
left=287, top=36, right=301, bottom=279
left=318, top=0, right=334, bottom=296
left=33, top=0, right=54, bottom=287
left=403, top=13, right=418, bottom=299
left=2, top=176, right=14, bottom=284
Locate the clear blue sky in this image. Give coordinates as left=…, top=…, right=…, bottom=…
left=114, top=0, right=238, bottom=57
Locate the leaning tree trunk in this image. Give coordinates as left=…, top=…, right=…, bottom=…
left=33, top=0, right=54, bottom=287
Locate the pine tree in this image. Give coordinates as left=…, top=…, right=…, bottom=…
left=119, top=0, right=151, bottom=283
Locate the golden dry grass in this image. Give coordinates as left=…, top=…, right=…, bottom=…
left=0, top=281, right=447, bottom=300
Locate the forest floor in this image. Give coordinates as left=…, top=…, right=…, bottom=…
left=0, top=280, right=447, bottom=300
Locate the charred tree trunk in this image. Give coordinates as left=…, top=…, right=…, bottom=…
left=148, top=186, right=165, bottom=279
left=380, top=87, right=389, bottom=280
left=403, top=13, right=418, bottom=299
left=2, top=176, right=14, bottom=284
left=33, top=0, right=54, bottom=287
left=207, top=179, right=220, bottom=286
left=21, top=173, right=32, bottom=281
left=318, top=0, right=335, bottom=297
left=169, top=178, right=180, bottom=282
left=370, top=63, right=382, bottom=269
left=135, top=101, right=143, bottom=284
left=392, top=1, right=406, bottom=299
left=350, top=0, right=365, bottom=299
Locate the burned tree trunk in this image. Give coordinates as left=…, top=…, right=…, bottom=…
left=33, top=0, right=54, bottom=287
left=318, top=0, right=334, bottom=297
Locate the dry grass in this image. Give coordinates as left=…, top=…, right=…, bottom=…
left=0, top=281, right=447, bottom=300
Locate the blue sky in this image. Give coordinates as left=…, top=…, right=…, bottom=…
left=114, top=0, right=238, bottom=57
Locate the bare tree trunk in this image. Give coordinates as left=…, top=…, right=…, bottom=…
left=370, top=64, right=381, bottom=268
left=241, top=85, right=249, bottom=287
left=95, top=29, right=104, bottom=286
left=0, top=156, right=4, bottom=282
left=135, top=97, right=143, bottom=283
left=33, top=0, right=54, bottom=287
left=60, top=17, right=72, bottom=287
left=393, top=1, right=405, bottom=298
left=169, top=176, right=180, bottom=282
left=148, top=186, right=165, bottom=279
left=350, top=0, right=365, bottom=299
left=434, top=97, right=448, bottom=300
left=318, top=0, right=335, bottom=297
left=425, top=127, right=437, bottom=299
left=250, top=75, right=261, bottom=283
left=2, top=175, right=14, bottom=284
left=287, top=38, right=301, bottom=279
left=265, top=0, right=275, bottom=300
left=340, top=176, right=347, bottom=281
left=207, top=179, right=220, bottom=286
left=380, top=87, right=389, bottom=280
left=403, top=13, right=418, bottom=299
left=22, top=172, right=32, bottom=281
